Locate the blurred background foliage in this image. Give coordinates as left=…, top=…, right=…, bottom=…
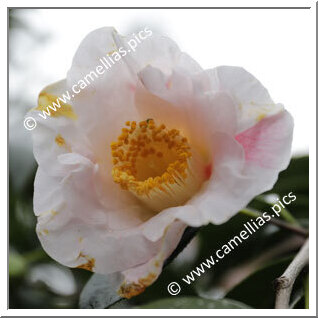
left=9, top=10, right=309, bottom=309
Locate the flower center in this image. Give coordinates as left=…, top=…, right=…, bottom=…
left=111, top=119, right=201, bottom=211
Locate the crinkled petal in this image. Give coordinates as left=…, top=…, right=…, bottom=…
left=235, top=110, right=294, bottom=181
left=30, top=80, right=94, bottom=177
left=206, top=66, right=284, bottom=133
left=113, top=30, right=203, bottom=75
left=118, top=221, right=186, bottom=298
left=184, top=111, right=293, bottom=225
left=31, top=79, right=152, bottom=231
left=35, top=157, right=163, bottom=274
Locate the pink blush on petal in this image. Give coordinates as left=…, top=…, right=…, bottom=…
left=128, top=83, right=136, bottom=92
left=235, top=112, right=291, bottom=169
left=235, top=118, right=270, bottom=167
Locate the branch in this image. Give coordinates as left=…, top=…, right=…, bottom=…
left=274, top=239, right=309, bottom=309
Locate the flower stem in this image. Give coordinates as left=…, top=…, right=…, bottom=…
left=255, top=196, right=300, bottom=226
left=239, top=208, right=308, bottom=237
left=240, top=208, right=260, bottom=219
left=279, top=206, right=301, bottom=226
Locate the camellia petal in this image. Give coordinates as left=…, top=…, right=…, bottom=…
left=206, top=66, right=284, bottom=133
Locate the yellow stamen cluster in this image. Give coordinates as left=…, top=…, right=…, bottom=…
left=111, top=119, right=192, bottom=197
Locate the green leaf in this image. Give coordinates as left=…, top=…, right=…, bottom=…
left=137, top=296, right=251, bottom=309
left=79, top=273, right=122, bottom=309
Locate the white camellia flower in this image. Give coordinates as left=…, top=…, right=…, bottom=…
left=30, top=27, right=293, bottom=298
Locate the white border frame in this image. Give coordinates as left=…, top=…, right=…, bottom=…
left=3, top=0, right=316, bottom=316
